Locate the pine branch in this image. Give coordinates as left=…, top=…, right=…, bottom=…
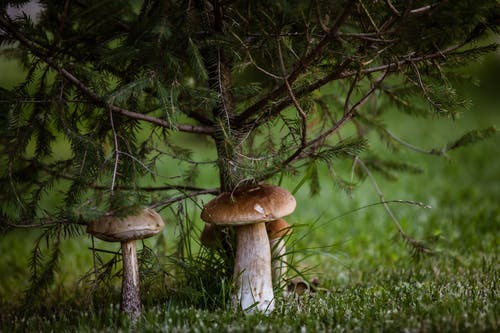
left=238, top=41, right=468, bottom=130
left=0, top=15, right=214, bottom=135
left=235, top=0, right=357, bottom=123
left=3, top=218, right=84, bottom=229
left=254, top=71, right=388, bottom=183
left=377, top=127, right=497, bottom=157
left=11, top=157, right=210, bottom=193
left=430, top=127, right=497, bottom=156
left=293, top=71, right=389, bottom=163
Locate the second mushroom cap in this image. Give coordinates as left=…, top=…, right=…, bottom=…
left=201, top=184, right=296, bottom=225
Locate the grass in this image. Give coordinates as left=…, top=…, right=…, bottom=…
left=1, top=260, right=498, bottom=332
left=1, top=56, right=499, bottom=331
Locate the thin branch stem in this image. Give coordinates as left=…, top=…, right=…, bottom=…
left=91, top=236, right=98, bottom=285
left=149, top=188, right=219, bottom=210
left=384, top=1, right=439, bottom=16
left=276, top=35, right=308, bottom=149
left=384, top=129, right=434, bottom=154
left=344, top=71, right=361, bottom=115
left=356, top=158, right=405, bottom=235
left=356, top=158, right=432, bottom=253
left=4, top=219, right=86, bottom=229
left=384, top=0, right=401, bottom=16
left=109, top=108, right=119, bottom=192
left=87, top=247, right=121, bottom=256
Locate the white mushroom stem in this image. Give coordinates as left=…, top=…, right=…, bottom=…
left=233, top=223, right=274, bottom=314
left=270, top=237, right=288, bottom=287
left=121, top=241, right=141, bottom=318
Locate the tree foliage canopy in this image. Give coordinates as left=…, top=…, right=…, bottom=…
left=0, top=0, right=498, bottom=305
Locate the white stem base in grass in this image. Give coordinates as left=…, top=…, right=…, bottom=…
left=270, top=238, right=287, bottom=287
left=233, top=223, right=274, bottom=314
left=121, top=241, right=141, bottom=318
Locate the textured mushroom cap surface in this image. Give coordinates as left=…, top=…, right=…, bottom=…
left=266, top=219, right=292, bottom=240
left=87, top=208, right=165, bottom=242
left=201, top=184, right=296, bottom=226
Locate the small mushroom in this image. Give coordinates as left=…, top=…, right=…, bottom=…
left=200, top=223, right=223, bottom=249
left=266, top=219, right=292, bottom=286
left=201, top=184, right=296, bottom=314
left=87, top=208, right=165, bottom=319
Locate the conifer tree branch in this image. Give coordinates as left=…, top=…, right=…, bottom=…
left=244, top=41, right=467, bottom=131
left=255, top=71, right=388, bottom=182
left=13, top=157, right=209, bottom=193
left=3, top=218, right=86, bottom=229
left=287, top=71, right=389, bottom=165
left=235, top=0, right=356, bottom=123
left=0, top=15, right=214, bottom=135
left=92, top=184, right=212, bottom=193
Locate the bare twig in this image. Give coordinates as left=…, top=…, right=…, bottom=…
left=109, top=108, right=119, bottom=192
left=384, top=0, right=401, bottom=16
left=315, top=0, right=330, bottom=33
left=410, top=4, right=439, bottom=14
left=359, top=0, right=380, bottom=32
left=356, top=158, right=432, bottom=254
left=276, top=35, right=308, bottom=149
left=149, top=188, right=219, bottom=210
left=344, top=71, right=362, bottom=115
left=91, top=236, right=98, bottom=287
left=384, top=1, right=440, bottom=16
left=88, top=247, right=121, bottom=256
left=384, top=129, right=435, bottom=154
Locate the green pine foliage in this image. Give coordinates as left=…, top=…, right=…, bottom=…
left=0, top=0, right=498, bottom=307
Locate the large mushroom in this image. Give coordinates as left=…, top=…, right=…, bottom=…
left=201, top=184, right=296, bottom=314
left=87, top=207, right=165, bottom=318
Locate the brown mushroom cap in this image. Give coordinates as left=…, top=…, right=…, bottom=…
left=87, top=208, right=165, bottom=242
left=201, top=184, right=296, bottom=226
left=266, top=219, right=292, bottom=240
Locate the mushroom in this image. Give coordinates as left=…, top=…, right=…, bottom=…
left=200, top=223, right=222, bottom=249
left=266, top=219, right=292, bottom=287
left=201, top=184, right=296, bottom=314
left=87, top=207, right=165, bottom=318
